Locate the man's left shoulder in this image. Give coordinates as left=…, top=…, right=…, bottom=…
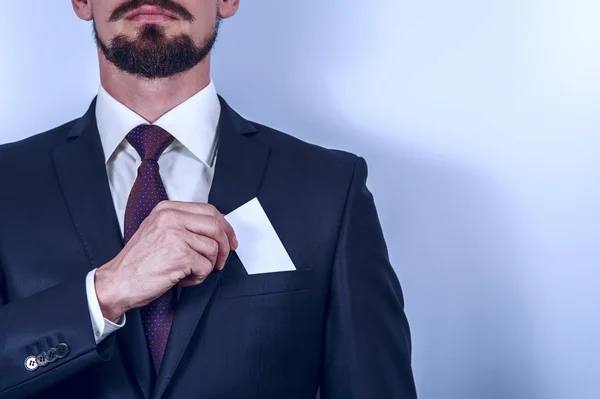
left=248, top=121, right=360, bottom=180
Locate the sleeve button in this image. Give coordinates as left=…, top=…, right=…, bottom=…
left=24, top=356, right=38, bottom=371
left=46, top=348, right=58, bottom=363
left=55, top=343, right=70, bottom=359
left=36, top=352, right=49, bottom=367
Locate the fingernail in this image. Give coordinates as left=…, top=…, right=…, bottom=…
left=234, top=235, right=239, bottom=249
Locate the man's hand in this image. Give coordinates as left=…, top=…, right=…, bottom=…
left=94, top=201, right=238, bottom=321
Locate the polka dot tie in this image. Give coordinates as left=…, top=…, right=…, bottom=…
left=123, top=124, right=176, bottom=375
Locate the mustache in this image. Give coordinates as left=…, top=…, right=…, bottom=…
left=108, top=0, right=195, bottom=22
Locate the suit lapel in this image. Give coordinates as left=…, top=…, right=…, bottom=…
left=152, top=98, right=271, bottom=399
left=52, top=101, right=154, bottom=399
left=52, top=100, right=123, bottom=270
left=119, top=310, right=155, bottom=399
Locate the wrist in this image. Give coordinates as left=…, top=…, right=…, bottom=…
left=95, top=264, right=128, bottom=321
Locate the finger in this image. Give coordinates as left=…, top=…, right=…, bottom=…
left=180, top=215, right=231, bottom=270
left=182, top=233, right=220, bottom=268
left=178, top=255, right=214, bottom=287
left=153, top=200, right=222, bottom=218
left=219, top=216, right=238, bottom=251
left=212, top=224, right=230, bottom=271
left=153, top=201, right=238, bottom=250
left=178, top=276, right=201, bottom=288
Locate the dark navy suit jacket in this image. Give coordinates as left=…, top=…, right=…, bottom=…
left=0, top=98, right=416, bottom=399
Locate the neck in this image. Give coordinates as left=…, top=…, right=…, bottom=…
left=98, top=52, right=211, bottom=123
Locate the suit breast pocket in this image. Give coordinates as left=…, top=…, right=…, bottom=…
left=218, top=269, right=312, bottom=299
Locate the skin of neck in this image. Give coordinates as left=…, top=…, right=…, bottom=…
left=98, top=50, right=212, bottom=123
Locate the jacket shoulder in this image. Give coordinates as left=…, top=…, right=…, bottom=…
left=0, top=120, right=76, bottom=164
left=249, top=121, right=359, bottom=170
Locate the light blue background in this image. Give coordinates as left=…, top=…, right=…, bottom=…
left=1, top=2, right=599, bottom=398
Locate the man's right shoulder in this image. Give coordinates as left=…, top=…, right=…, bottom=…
left=0, top=119, right=78, bottom=164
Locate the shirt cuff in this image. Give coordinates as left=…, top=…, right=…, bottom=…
left=85, top=268, right=126, bottom=344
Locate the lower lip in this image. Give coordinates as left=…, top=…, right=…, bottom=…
left=128, top=14, right=175, bottom=23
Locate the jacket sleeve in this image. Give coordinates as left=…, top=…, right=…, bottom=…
left=0, top=273, right=116, bottom=399
left=320, top=156, right=417, bottom=398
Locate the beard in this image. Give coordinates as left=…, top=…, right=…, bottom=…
left=93, top=18, right=220, bottom=79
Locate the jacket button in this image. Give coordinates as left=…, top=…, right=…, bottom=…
left=55, top=343, right=70, bottom=359
left=24, top=356, right=38, bottom=371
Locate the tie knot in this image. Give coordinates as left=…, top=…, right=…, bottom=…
left=126, top=124, right=175, bottom=161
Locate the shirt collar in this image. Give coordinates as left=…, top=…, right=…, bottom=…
left=95, top=80, right=221, bottom=167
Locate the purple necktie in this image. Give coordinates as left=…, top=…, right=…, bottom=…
left=123, top=124, right=176, bottom=374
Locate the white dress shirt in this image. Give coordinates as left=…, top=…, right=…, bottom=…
left=85, top=81, right=221, bottom=344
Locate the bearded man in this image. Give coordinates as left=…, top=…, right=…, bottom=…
left=0, top=1, right=417, bottom=398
